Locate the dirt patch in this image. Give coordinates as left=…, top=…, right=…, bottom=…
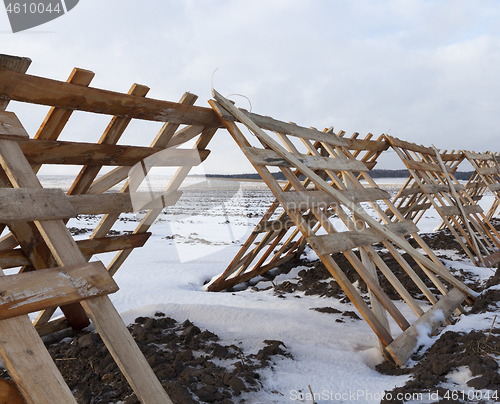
left=0, top=314, right=291, bottom=404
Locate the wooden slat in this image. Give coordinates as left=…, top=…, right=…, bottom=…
left=488, top=183, right=500, bottom=192
left=403, top=159, right=452, bottom=173
left=0, top=54, right=31, bottom=111
left=0, top=307, right=78, bottom=403
left=0, top=378, right=25, bottom=404
left=0, top=137, right=172, bottom=403
left=0, top=262, right=118, bottom=320
left=399, top=202, right=433, bottom=215
left=0, top=68, right=219, bottom=128
left=210, top=100, right=347, bottom=146
left=243, top=146, right=368, bottom=172
left=0, top=233, right=152, bottom=269
left=343, top=137, right=389, bottom=152
left=87, top=166, right=130, bottom=194
left=386, top=288, right=466, bottom=366
left=0, top=111, right=29, bottom=139
left=464, top=151, right=495, bottom=161
left=67, top=191, right=182, bottom=214
left=12, top=137, right=210, bottom=167
left=438, top=204, right=483, bottom=216
left=385, top=136, right=434, bottom=155
left=477, top=166, right=500, bottom=175
left=307, top=221, right=419, bottom=256
left=164, top=125, right=205, bottom=148
left=280, top=188, right=390, bottom=211
left=0, top=188, right=76, bottom=222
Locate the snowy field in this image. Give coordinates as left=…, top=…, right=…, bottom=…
left=19, top=176, right=500, bottom=403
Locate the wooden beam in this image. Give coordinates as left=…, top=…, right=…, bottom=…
left=0, top=188, right=76, bottom=222
left=0, top=54, right=31, bottom=111
left=386, top=288, right=466, bottom=366
left=0, top=378, right=25, bottom=404
left=0, top=233, right=152, bottom=269
left=308, top=221, right=418, bottom=256
left=0, top=111, right=29, bottom=139
left=67, top=190, right=182, bottom=214
left=0, top=69, right=220, bottom=127
left=0, top=262, right=118, bottom=320
left=11, top=137, right=211, bottom=167
left=243, top=146, right=368, bottom=172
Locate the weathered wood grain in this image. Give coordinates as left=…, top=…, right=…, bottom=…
left=0, top=262, right=118, bottom=320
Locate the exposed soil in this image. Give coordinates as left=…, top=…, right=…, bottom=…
left=0, top=313, right=290, bottom=404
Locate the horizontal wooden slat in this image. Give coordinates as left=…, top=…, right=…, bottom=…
left=385, top=136, right=435, bottom=155
left=438, top=204, right=483, bottom=216
left=0, top=111, right=29, bottom=138
left=464, top=151, right=495, bottom=161
left=67, top=191, right=182, bottom=214
left=403, top=159, right=452, bottom=173
left=0, top=69, right=220, bottom=127
left=440, top=153, right=464, bottom=162
left=386, top=288, right=466, bottom=366
left=399, top=202, right=432, bottom=215
left=343, top=138, right=389, bottom=152
left=0, top=261, right=118, bottom=320
left=243, top=147, right=368, bottom=172
left=0, top=188, right=76, bottom=222
left=398, top=184, right=466, bottom=196
left=0, top=233, right=151, bottom=269
left=280, top=188, right=390, bottom=211
left=307, top=221, right=419, bottom=256
left=10, top=137, right=210, bottom=166
left=477, top=166, right=500, bottom=175
left=488, top=183, right=500, bottom=192
left=210, top=101, right=348, bottom=146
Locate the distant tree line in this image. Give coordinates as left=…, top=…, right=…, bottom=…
left=206, top=169, right=475, bottom=181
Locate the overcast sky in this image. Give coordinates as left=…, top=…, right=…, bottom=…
left=1, top=0, right=499, bottom=174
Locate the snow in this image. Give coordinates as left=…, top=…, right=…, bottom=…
left=13, top=175, right=500, bottom=403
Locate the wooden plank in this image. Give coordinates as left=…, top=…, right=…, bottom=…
left=0, top=188, right=76, bottom=222
left=477, top=166, right=500, bottom=175
left=0, top=138, right=172, bottom=404
left=210, top=100, right=347, bottom=146
left=399, top=202, right=432, bottom=215
left=243, top=146, right=368, bottom=172
left=385, top=135, right=435, bottom=155
left=386, top=288, right=466, bottom=366
left=0, top=233, right=152, bottom=269
left=0, top=68, right=219, bottom=128
left=343, top=137, right=389, bottom=152
left=280, top=188, right=390, bottom=211
left=403, top=159, right=452, bottom=173
left=488, top=183, right=500, bottom=192
left=67, top=191, right=182, bottom=214
left=0, top=309, right=78, bottom=403
left=0, top=54, right=31, bottom=111
left=0, top=262, right=118, bottom=320
left=308, top=221, right=419, bottom=256
left=484, top=249, right=500, bottom=267
left=464, top=151, right=495, bottom=161
left=164, top=125, right=205, bottom=148
left=0, top=378, right=25, bottom=404
left=0, top=111, right=29, bottom=139
left=438, top=204, right=483, bottom=216
left=35, top=317, right=70, bottom=337
left=87, top=166, right=130, bottom=194
left=12, top=137, right=211, bottom=167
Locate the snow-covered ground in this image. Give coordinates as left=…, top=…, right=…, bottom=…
left=13, top=175, right=500, bottom=403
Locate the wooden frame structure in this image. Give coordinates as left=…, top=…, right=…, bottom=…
left=386, top=136, right=500, bottom=268
left=463, top=151, right=500, bottom=220
left=209, top=90, right=476, bottom=366
left=0, top=54, right=224, bottom=403
left=207, top=131, right=388, bottom=292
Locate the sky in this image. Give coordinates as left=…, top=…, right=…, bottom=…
left=1, top=0, right=500, bottom=174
